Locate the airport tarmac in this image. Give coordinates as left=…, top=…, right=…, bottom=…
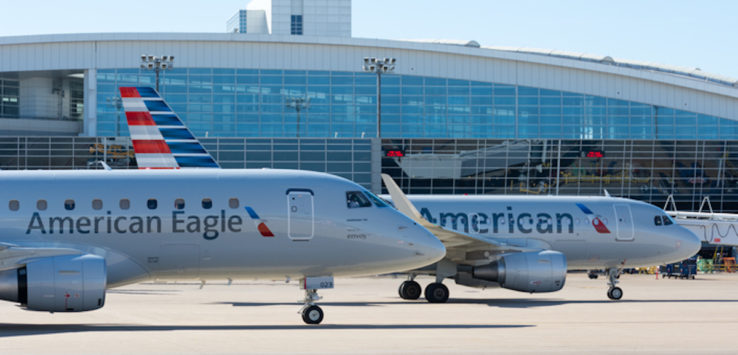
left=2, top=272, right=738, bottom=354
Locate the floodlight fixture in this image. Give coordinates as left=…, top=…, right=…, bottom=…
left=139, top=54, right=175, bottom=91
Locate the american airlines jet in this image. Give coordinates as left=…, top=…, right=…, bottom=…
left=0, top=87, right=446, bottom=325
left=381, top=174, right=700, bottom=303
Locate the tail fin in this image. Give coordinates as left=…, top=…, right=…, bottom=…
left=118, top=87, right=220, bottom=169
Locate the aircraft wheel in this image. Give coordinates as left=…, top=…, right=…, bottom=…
left=424, top=282, right=449, bottom=303
left=301, top=305, right=324, bottom=324
left=607, top=287, right=623, bottom=300
left=398, top=280, right=422, bottom=300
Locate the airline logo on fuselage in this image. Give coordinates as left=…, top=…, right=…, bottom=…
left=421, top=206, right=574, bottom=235
left=575, top=203, right=611, bottom=234
left=420, top=203, right=608, bottom=236
left=24, top=206, right=275, bottom=240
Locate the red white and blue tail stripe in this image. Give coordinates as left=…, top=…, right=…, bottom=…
left=119, top=87, right=219, bottom=169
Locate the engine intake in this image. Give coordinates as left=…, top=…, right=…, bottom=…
left=470, top=250, right=566, bottom=293
left=0, top=254, right=106, bottom=312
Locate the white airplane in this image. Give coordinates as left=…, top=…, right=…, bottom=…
left=0, top=87, right=446, bottom=325
left=381, top=174, right=701, bottom=302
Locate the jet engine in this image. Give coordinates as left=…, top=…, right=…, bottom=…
left=468, top=250, right=566, bottom=293
left=0, top=254, right=106, bottom=312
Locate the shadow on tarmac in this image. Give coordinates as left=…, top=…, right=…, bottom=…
left=0, top=323, right=532, bottom=337
left=220, top=298, right=738, bottom=309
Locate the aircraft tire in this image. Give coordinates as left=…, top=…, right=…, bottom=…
left=399, top=281, right=422, bottom=300
left=424, top=283, right=449, bottom=303
left=607, top=287, right=623, bottom=300
left=301, top=305, right=324, bottom=324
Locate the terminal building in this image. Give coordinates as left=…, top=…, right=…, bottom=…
left=2, top=0, right=738, bottom=212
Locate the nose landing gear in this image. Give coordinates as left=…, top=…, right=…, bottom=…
left=300, top=290, right=324, bottom=324
left=299, top=276, right=333, bottom=324
left=606, top=268, right=623, bottom=300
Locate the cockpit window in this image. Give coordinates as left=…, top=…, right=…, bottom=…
left=662, top=215, right=674, bottom=225
left=346, top=191, right=372, bottom=208
left=362, top=189, right=389, bottom=208
left=654, top=216, right=662, bottom=226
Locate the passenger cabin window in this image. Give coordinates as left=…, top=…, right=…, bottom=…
left=174, top=198, right=185, bottom=210
left=37, top=199, right=47, bottom=211
left=120, top=199, right=130, bottom=210
left=229, top=198, right=239, bottom=209
left=654, top=216, right=662, bottom=226
left=202, top=198, right=213, bottom=209
left=147, top=199, right=158, bottom=210
left=346, top=191, right=372, bottom=208
left=662, top=215, right=674, bottom=225
left=9, top=200, right=19, bottom=211
left=92, top=199, right=103, bottom=210
left=64, top=199, right=75, bottom=211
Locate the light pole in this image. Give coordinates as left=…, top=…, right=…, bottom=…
left=362, top=57, right=395, bottom=138
left=140, top=55, right=174, bottom=92
left=285, top=96, right=310, bottom=137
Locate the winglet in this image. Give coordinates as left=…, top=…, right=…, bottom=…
left=381, top=174, right=423, bottom=222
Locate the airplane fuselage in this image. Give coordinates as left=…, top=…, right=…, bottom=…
left=0, top=169, right=444, bottom=287
left=387, top=195, right=699, bottom=269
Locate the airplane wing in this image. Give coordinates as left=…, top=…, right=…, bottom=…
left=0, top=243, right=83, bottom=271
left=381, top=174, right=539, bottom=264
left=118, top=87, right=220, bottom=169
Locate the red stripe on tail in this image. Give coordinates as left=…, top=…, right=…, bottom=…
left=119, top=87, right=140, bottom=98
left=125, top=111, right=155, bottom=126
left=132, top=140, right=172, bottom=154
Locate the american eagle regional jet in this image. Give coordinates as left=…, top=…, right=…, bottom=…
left=0, top=87, right=446, bottom=325
left=381, top=174, right=701, bottom=302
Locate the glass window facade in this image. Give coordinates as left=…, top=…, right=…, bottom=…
left=0, top=77, right=20, bottom=118
left=382, top=139, right=738, bottom=212
left=96, top=68, right=738, bottom=140
left=227, top=10, right=247, bottom=33
left=4, top=135, right=738, bottom=212
left=291, top=15, right=303, bottom=35
left=0, top=136, right=373, bottom=190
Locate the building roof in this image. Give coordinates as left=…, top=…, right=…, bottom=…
left=0, top=32, right=733, bottom=87
left=485, top=46, right=738, bottom=88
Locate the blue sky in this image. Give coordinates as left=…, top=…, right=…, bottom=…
left=1, top=0, right=736, bottom=79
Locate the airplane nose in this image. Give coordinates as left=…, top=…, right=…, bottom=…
left=679, top=228, right=702, bottom=257
left=408, top=224, right=446, bottom=264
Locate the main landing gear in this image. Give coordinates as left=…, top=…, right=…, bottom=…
left=299, top=276, right=333, bottom=324
left=398, top=277, right=449, bottom=303
left=398, top=279, right=422, bottom=300
left=424, top=282, right=449, bottom=303
left=606, top=268, right=623, bottom=300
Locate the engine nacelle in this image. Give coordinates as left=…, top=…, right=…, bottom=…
left=471, top=250, right=567, bottom=293
left=0, top=254, right=106, bottom=312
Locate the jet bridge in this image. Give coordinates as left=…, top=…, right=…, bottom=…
left=665, top=195, right=738, bottom=246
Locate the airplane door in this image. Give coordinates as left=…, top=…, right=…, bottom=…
left=287, top=189, right=314, bottom=241
left=613, top=204, right=634, bottom=241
